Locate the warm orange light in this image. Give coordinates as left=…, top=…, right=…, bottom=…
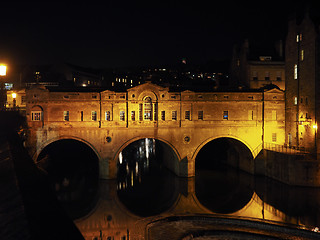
left=12, top=93, right=16, bottom=99
left=0, top=65, right=7, bottom=76
left=313, top=124, right=317, bottom=130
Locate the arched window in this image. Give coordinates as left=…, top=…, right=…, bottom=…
left=144, top=97, right=152, bottom=120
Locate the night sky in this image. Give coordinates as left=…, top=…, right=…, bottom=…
left=0, top=1, right=309, bottom=69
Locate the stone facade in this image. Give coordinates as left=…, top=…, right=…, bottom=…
left=285, top=12, right=319, bottom=154
left=230, top=39, right=285, bottom=90
left=25, top=82, right=285, bottom=179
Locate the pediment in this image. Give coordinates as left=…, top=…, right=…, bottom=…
left=127, top=82, right=168, bottom=92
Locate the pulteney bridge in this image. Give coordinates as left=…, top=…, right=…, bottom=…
left=25, top=82, right=285, bottom=179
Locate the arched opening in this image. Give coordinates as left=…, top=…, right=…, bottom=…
left=37, top=139, right=99, bottom=219
left=144, top=97, right=153, bottom=120
left=195, top=137, right=254, bottom=214
left=116, top=138, right=179, bottom=217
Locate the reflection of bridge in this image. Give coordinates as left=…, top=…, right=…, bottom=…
left=75, top=179, right=319, bottom=240
left=25, top=82, right=285, bottom=179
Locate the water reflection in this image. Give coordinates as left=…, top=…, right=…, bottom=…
left=70, top=138, right=320, bottom=238
left=117, top=138, right=179, bottom=217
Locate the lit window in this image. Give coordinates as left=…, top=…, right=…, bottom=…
left=144, top=97, right=152, bottom=120
left=296, top=34, right=300, bottom=42
left=294, top=97, right=298, bottom=105
left=120, top=111, right=125, bottom=121
left=31, top=111, right=42, bottom=121
left=223, top=110, right=228, bottom=120
left=172, top=111, right=177, bottom=121
left=272, top=133, right=277, bottom=142
left=105, top=111, right=111, bottom=121
left=185, top=110, right=191, bottom=120
left=91, top=111, right=97, bottom=121
left=131, top=111, right=135, bottom=121
left=294, top=64, right=298, bottom=80
left=301, top=49, right=304, bottom=61
left=63, top=111, right=69, bottom=121
left=161, top=111, right=165, bottom=121
left=198, top=111, right=203, bottom=120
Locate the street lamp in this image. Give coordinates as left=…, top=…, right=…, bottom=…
left=0, top=64, right=7, bottom=111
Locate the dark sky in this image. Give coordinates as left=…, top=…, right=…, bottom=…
left=0, top=1, right=306, bottom=69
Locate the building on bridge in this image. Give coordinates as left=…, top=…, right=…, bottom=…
left=25, top=82, right=285, bottom=179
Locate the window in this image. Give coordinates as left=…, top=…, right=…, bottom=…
left=296, top=33, right=302, bottom=43
left=294, top=97, right=298, bottom=105
left=252, top=71, right=258, bottom=81
left=80, top=111, right=83, bottom=121
left=185, top=110, right=191, bottom=120
left=144, top=97, right=152, bottom=120
left=131, top=111, right=135, bottom=121
left=91, top=111, right=97, bottom=121
left=265, top=71, right=270, bottom=81
left=294, top=64, right=298, bottom=80
left=21, top=95, right=26, bottom=104
left=105, top=111, right=111, bottom=121
left=120, top=111, right=125, bottom=121
left=248, top=110, right=253, bottom=120
left=272, top=133, right=277, bottom=142
left=223, top=111, right=228, bottom=120
left=276, top=71, right=282, bottom=81
left=198, top=111, right=203, bottom=120
left=139, top=103, right=143, bottom=121
left=31, top=111, right=42, bottom=121
left=153, top=103, right=158, bottom=121
left=301, top=49, right=304, bottom=61
left=172, top=111, right=177, bottom=120
left=161, top=111, right=165, bottom=121
left=63, top=111, right=69, bottom=121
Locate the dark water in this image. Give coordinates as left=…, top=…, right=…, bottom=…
left=39, top=138, right=320, bottom=232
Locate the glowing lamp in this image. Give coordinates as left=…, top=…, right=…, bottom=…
left=0, top=65, right=7, bottom=76
left=12, top=93, right=16, bottom=99
left=313, top=124, right=318, bottom=130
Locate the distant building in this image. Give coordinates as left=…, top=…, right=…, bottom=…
left=230, top=39, right=285, bottom=90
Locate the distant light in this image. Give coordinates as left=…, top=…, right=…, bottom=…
left=12, top=93, right=16, bottom=99
left=313, top=124, right=318, bottom=130
left=0, top=65, right=7, bottom=76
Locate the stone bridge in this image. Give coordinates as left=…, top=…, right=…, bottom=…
left=25, top=82, right=285, bottom=179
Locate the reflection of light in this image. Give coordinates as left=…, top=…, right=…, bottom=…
left=131, top=171, right=134, bottom=187
left=145, top=138, right=149, bottom=159
left=135, top=161, right=139, bottom=175
left=119, top=152, right=123, bottom=164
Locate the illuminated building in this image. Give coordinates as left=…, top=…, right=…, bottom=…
left=285, top=7, right=320, bottom=154
left=230, top=39, right=285, bottom=90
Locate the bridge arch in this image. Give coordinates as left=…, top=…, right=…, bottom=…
left=113, top=136, right=181, bottom=176
left=34, top=136, right=100, bottom=219
left=33, top=135, right=101, bottom=163
left=193, top=135, right=255, bottom=174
